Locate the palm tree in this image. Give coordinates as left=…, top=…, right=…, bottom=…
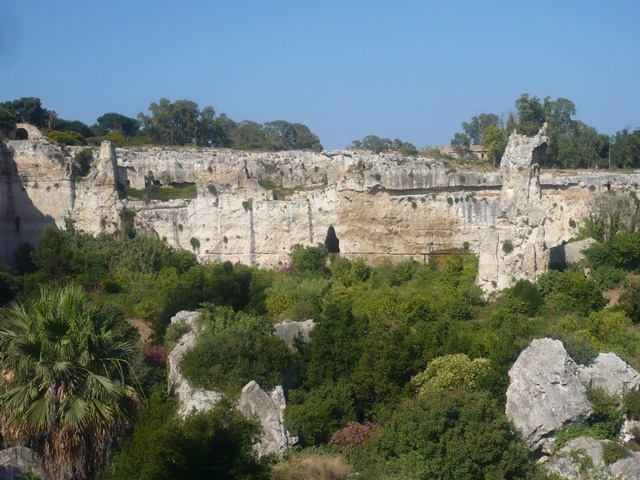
left=0, top=285, right=141, bottom=480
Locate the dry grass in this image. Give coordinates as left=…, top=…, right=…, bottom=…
left=271, top=453, right=351, bottom=480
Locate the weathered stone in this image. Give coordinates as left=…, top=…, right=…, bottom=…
left=549, top=238, right=597, bottom=267
left=0, top=446, right=43, bottom=480
left=238, top=381, right=292, bottom=457
left=273, top=319, right=315, bottom=350
left=545, top=437, right=605, bottom=480
left=506, top=338, right=592, bottom=451
left=578, top=352, right=640, bottom=396
left=5, top=126, right=640, bottom=293
left=609, top=452, right=640, bottom=480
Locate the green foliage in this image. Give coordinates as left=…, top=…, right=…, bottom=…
left=506, top=280, right=544, bottom=316
left=125, top=183, right=197, bottom=202
left=619, top=280, right=640, bottom=323
left=502, top=240, right=514, bottom=254
left=242, top=198, right=253, bottom=211
left=347, top=135, right=416, bottom=155
left=189, top=237, right=200, bottom=250
left=352, top=390, right=545, bottom=480
left=0, top=285, right=141, bottom=480
left=119, top=208, right=136, bottom=238
left=290, top=244, right=329, bottom=276
left=103, top=396, right=271, bottom=480
left=622, top=389, right=640, bottom=420
left=590, top=265, right=626, bottom=290
left=42, top=129, right=86, bottom=146
left=585, top=387, right=623, bottom=440
left=73, top=147, right=93, bottom=176
left=179, top=328, right=291, bottom=394
left=601, top=441, right=631, bottom=466
left=411, top=354, right=490, bottom=393
left=538, top=269, right=607, bottom=316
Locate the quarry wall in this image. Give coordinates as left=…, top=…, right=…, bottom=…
left=2, top=124, right=639, bottom=293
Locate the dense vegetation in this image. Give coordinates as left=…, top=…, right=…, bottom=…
left=4, top=189, right=640, bottom=478
left=449, top=93, right=640, bottom=169
left=0, top=96, right=323, bottom=152
left=2, top=94, right=639, bottom=171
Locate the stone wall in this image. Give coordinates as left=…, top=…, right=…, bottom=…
left=2, top=126, right=639, bottom=292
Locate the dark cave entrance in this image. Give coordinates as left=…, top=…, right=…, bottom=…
left=15, top=128, right=28, bottom=140
left=324, top=226, right=340, bottom=253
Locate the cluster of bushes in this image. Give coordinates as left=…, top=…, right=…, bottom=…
left=8, top=217, right=640, bottom=478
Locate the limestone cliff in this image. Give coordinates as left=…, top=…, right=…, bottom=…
left=3, top=124, right=639, bottom=292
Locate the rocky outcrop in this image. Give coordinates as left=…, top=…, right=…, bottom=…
left=4, top=126, right=640, bottom=292
left=506, top=338, right=592, bottom=452
left=0, top=446, right=43, bottom=480
left=166, top=310, right=293, bottom=457
left=238, top=381, right=291, bottom=457
left=578, top=352, right=640, bottom=396
left=273, top=319, right=315, bottom=350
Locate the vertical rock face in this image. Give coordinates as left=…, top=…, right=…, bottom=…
left=238, top=381, right=292, bottom=457
left=491, top=125, right=550, bottom=290
left=4, top=125, right=640, bottom=293
left=506, top=338, right=592, bottom=452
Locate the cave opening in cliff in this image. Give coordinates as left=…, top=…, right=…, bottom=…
left=324, top=226, right=340, bottom=253
left=15, top=128, right=28, bottom=140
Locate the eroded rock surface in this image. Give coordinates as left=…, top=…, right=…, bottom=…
left=578, top=352, right=640, bottom=396
left=0, top=447, right=43, bottom=480
left=506, top=338, right=592, bottom=451
left=273, top=319, right=315, bottom=350
left=238, top=381, right=291, bottom=457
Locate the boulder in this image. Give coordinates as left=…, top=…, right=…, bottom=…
left=506, top=338, right=592, bottom=451
left=578, top=352, right=640, bottom=396
left=0, top=447, right=43, bottom=480
left=273, top=319, right=315, bottom=350
left=238, top=381, right=292, bottom=457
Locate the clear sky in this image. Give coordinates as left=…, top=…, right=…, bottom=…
left=1, top=0, right=638, bottom=150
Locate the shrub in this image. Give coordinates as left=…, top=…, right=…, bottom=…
left=272, top=453, right=350, bottom=480
left=242, top=199, right=253, bottom=211
left=410, top=354, right=491, bottom=393
left=601, top=441, right=631, bottom=466
left=623, top=389, right=640, bottom=420
left=73, top=147, right=92, bottom=176
left=190, top=237, right=200, bottom=250
left=352, top=390, right=545, bottom=479
left=179, top=329, right=291, bottom=394
left=328, top=421, right=379, bottom=454
left=591, top=265, right=626, bottom=290
left=502, top=240, right=514, bottom=254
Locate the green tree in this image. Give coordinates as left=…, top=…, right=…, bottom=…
left=95, top=112, right=141, bottom=138
left=513, top=93, right=546, bottom=135
left=0, top=285, right=141, bottom=480
left=462, top=112, right=501, bottom=145
left=0, top=97, right=49, bottom=128
left=104, top=397, right=270, bottom=480
left=450, top=132, right=471, bottom=157
left=353, top=390, right=546, bottom=479
left=481, top=124, right=507, bottom=166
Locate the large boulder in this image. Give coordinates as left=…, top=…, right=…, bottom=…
left=578, top=352, right=640, bottom=396
left=506, top=338, right=592, bottom=451
left=238, top=381, right=292, bottom=457
left=0, top=447, right=43, bottom=480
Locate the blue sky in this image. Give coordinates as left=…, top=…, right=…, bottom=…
left=1, top=0, right=638, bottom=150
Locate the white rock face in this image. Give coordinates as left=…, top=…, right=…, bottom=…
left=238, top=381, right=292, bottom=457
left=578, top=352, right=640, bottom=396
left=5, top=126, right=640, bottom=293
left=506, top=338, right=592, bottom=452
